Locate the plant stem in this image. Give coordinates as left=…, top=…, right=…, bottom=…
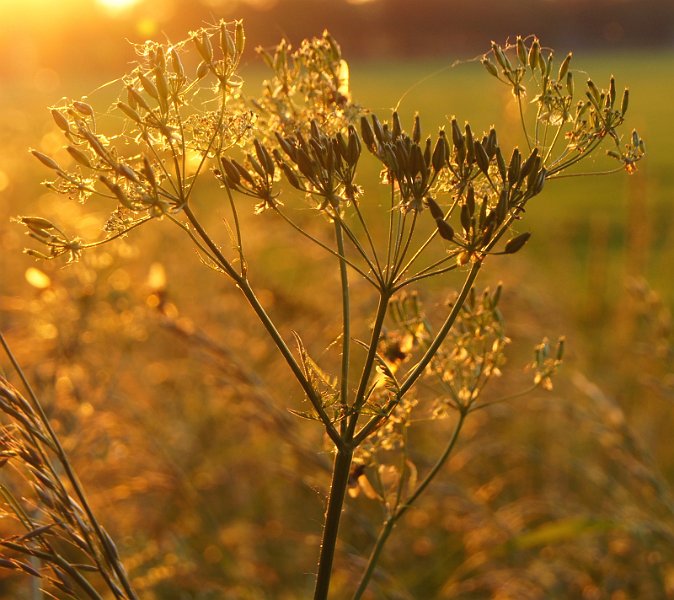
left=314, top=447, right=354, bottom=600
left=352, top=410, right=468, bottom=599
left=335, top=219, right=351, bottom=432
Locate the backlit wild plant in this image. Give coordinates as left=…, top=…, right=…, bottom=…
left=2, top=23, right=644, bottom=598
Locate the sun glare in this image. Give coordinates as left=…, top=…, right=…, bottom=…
left=97, top=0, right=141, bottom=10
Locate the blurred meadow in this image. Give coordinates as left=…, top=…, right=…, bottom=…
left=1, top=0, right=674, bottom=598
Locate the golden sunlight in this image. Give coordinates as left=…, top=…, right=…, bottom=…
left=97, top=0, right=141, bottom=9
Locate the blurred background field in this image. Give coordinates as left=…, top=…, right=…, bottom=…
left=1, top=0, right=674, bottom=598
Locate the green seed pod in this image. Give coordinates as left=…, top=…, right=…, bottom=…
left=558, top=52, right=572, bottom=81
left=31, top=150, right=60, bottom=171
left=478, top=194, right=488, bottom=227
left=66, top=146, right=91, bottom=168
left=425, top=196, right=444, bottom=220
left=491, top=41, right=508, bottom=71
left=409, top=143, right=424, bottom=177
left=247, top=153, right=266, bottom=180
left=482, top=56, right=499, bottom=78
left=621, top=88, right=629, bottom=116
left=507, top=148, right=521, bottom=185
left=436, top=218, right=454, bottom=241
left=528, top=39, right=540, bottom=70
left=412, top=114, right=421, bottom=145
left=51, top=109, right=70, bottom=132
left=516, top=36, right=527, bottom=65
left=73, top=101, right=94, bottom=117
left=202, top=30, right=214, bottom=62
left=154, top=67, right=170, bottom=108
left=504, top=232, right=531, bottom=254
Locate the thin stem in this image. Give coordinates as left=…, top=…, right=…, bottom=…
left=352, top=410, right=467, bottom=599
left=273, top=207, right=379, bottom=288
left=352, top=198, right=383, bottom=279
left=334, top=219, right=351, bottom=433
left=398, top=261, right=482, bottom=397
left=314, top=447, right=354, bottom=600
left=346, top=291, right=391, bottom=440
left=181, top=205, right=342, bottom=445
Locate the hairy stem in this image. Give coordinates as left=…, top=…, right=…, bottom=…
left=314, top=447, right=354, bottom=600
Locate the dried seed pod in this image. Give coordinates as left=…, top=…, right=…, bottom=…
left=464, top=124, right=475, bottom=164
left=431, top=131, right=448, bottom=172
left=482, top=56, right=500, bottom=78
left=219, top=156, right=241, bottom=186
left=51, top=109, right=70, bottom=131
left=117, top=101, right=142, bottom=123
left=474, top=140, right=490, bottom=176
left=460, top=203, right=472, bottom=234
left=495, top=147, right=507, bottom=182
left=519, top=148, right=539, bottom=182
left=254, top=139, right=275, bottom=176
left=423, top=137, right=432, bottom=168
left=346, top=125, right=361, bottom=165
left=280, top=162, right=303, bottom=190
left=73, top=101, right=94, bottom=116
left=609, top=76, right=616, bottom=108
left=361, top=116, right=376, bottom=152
left=196, top=61, right=210, bottom=79
left=138, top=72, right=159, bottom=100
left=566, top=71, right=574, bottom=97
left=371, top=114, right=385, bottom=145
left=436, top=218, right=454, bottom=241
left=392, top=111, right=402, bottom=139
left=31, top=150, right=60, bottom=171
left=621, top=88, right=629, bottom=116
left=66, top=146, right=92, bottom=168
left=496, top=189, right=508, bottom=222
left=450, top=118, right=463, bottom=149
left=516, top=37, right=527, bottom=65
left=558, top=52, right=572, bottom=81
left=466, top=185, right=475, bottom=216
left=232, top=159, right=255, bottom=185
left=412, top=114, right=421, bottom=145
left=425, top=196, right=444, bottom=220
left=504, top=232, right=531, bottom=254
left=247, top=154, right=266, bottom=179
left=528, top=39, right=540, bottom=70
left=235, top=20, right=245, bottom=55
left=170, top=47, right=185, bottom=79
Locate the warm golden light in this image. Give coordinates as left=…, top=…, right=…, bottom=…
left=97, top=0, right=141, bottom=10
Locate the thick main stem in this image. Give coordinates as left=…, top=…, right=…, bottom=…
left=314, top=447, right=354, bottom=600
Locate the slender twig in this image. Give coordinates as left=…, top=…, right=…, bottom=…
left=353, top=410, right=468, bottom=598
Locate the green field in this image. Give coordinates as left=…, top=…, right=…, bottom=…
left=1, top=45, right=674, bottom=598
